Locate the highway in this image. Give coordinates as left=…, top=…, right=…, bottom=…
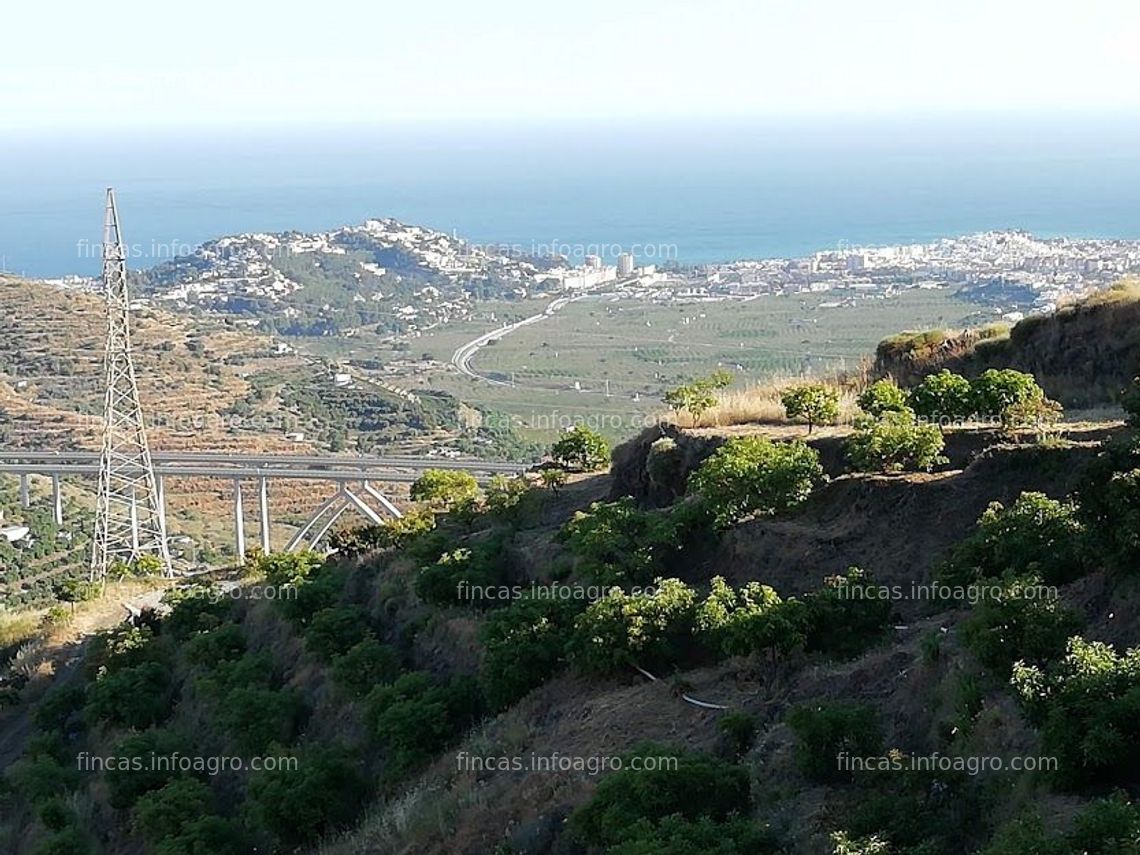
left=0, top=450, right=528, bottom=475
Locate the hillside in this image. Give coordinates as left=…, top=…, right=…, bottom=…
left=4, top=278, right=1140, bottom=854
left=0, top=276, right=525, bottom=600
left=132, top=219, right=560, bottom=337
left=3, top=346, right=1140, bottom=854
left=873, top=279, right=1140, bottom=407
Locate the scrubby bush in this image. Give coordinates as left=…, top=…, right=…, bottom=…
left=484, top=473, right=532, bottom=517
left=252, top=550, right=326, bottom=590
left=781, top=383, right=840, bottom=433
left=32, top=684, right=86, bottom=732
left=104, top=729, right=194, bottom=809
left=559, top=498, right=684, bottom=586
left=939, top=492, right=1087, bottom=587
left=29, top=826, right=97, bottom=855
left=132, top=778, right=213, bottom=844
left=303, top=605, right=371, bottom=659
left=85, top=661, right=174, bottom=728
left=858, top=380, right=909, bottom=417
left=1122, top=377, right=1140, bottom=427
left=538, top=468, right=567, bottom=492
left=983, top=793, right=1140, bottom=855
left=717, top=711, right=757, bottom=759
left=845, top=409, right=946, bottom=473
left=1011, top=636, right=1140, bottom=788
left=330, top=637, right=401, bottom=699
left=246, top=748, right=368, bottom=847
left=787, top=702, right=884, bottom=783
left=182, top=623, right=246, bottom=669
left=960, top=575, right=1082, bottom=672
left=161, top=586, right=231, bottom=641
left=414, top=536, right=510, bottom=607
left=6, top=755, right=81, bottom=805
left=214, top=686, right=304, bottom=753
left=479, top=596, right=583, bottom=710
left=1076, top=440, right=1140, bottom=572
left=908, top=370, right=974, bottom=422
left=608, top=815, right=774, bottom=854
left=328, top=508, right=437, bottom=556
left=364, top=673, right=484, bottom=779
left=798, top=568, right=893, bottom=660
left=689, top=436, right=823, bottom=528
left=569, top=578, right=699, bottom=674
left=153, top=816, right=247, bottom=855
left=568, top=746, right=753, bottom=848
left=194, top=652, right=274, bottom=699
left=275, top=562, right=349, bottom=627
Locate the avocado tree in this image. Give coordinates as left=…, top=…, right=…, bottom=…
left=857, top=379, right=909, bottom=417
left=551, top=425, right=610, bottom=472
left=663, top=369, right=734, bottom=426
left=845, top=409, right=946, bottom=473
left=781, top=384, right=840, bottom=434
left=409, top=469, right=480, bottom=511
left=908, top=369, right=974, bottom=423
left=688, top=436, right=823, bottom=528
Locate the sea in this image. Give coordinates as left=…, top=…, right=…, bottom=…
left=2, top=114, right=1140, bottom=278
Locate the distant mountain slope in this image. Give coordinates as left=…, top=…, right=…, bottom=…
left=133, top=218, right=560, bottom=336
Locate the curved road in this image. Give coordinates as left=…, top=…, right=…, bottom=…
left=451, top=295, right=580, bottom=386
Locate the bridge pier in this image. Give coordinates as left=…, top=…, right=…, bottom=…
left=258, top=477, right=270, bottom=554
left=19, top=474, right=29, bottom=508
left=51, top=474, right=62, bottom=525
left=233, top=479, right=246, bottom=563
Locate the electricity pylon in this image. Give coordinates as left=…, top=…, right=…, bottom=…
left=90, top=188, right=173, bottom=583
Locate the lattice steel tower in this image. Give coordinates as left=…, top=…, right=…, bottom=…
left=90, top=188, right=173, bottom=583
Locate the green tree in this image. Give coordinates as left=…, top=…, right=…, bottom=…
left=569, top=746, right=753, bottom=848
left=246, top=748, right=368, bottom=846
left=1011, top=636, right=1140, bottom=788
left=664, top=370, right=734, bottom=426
left=972, top=368, right=1046, bottom=422
left=559, top=497, right=684, bottom=586
left=787, top=702, right=883, bottom=783
left=689, top=436, right=823, bottom=528
left=857, top=379, right=909, bottom=417
left=409, top=469, right=479, bottom=510
left=781, top=383, right=840, bottom=433
left=908, top=370, right=974, bottom=422
left=132, top=778, right=213, bottom=844
left=939, top=492, right=1087, bottom=587
left=845, top=409, right=946, bottom=473
left=551, top=425, right=611, bottom=471
left=569, top=578, right=699, bottom=673
left=479, top=596, right=582, bottom=710
left=960, top=574, right=1082, bottom=672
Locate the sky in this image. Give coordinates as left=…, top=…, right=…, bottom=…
left=4, top=0, right=1140, bottom=130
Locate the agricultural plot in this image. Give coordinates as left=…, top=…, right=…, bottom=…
left=397, top=288, right=982, bottom=441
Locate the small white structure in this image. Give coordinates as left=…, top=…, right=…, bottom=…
left=1, top=525, right=30, bottom=544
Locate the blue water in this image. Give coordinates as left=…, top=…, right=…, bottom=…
left=2, top=115, right=1139, bottom=277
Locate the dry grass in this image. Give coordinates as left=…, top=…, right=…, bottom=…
left=1068, top=276, right=1140, bottom=309
left=661, top=370, right=868, bottom=429
left=0, top=610, right=41, bottom=650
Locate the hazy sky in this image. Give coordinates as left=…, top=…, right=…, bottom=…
left=5, top=0, right=1140, bottom=129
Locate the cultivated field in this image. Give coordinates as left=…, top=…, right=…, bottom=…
left=372, top=288, right=986, bottom=441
